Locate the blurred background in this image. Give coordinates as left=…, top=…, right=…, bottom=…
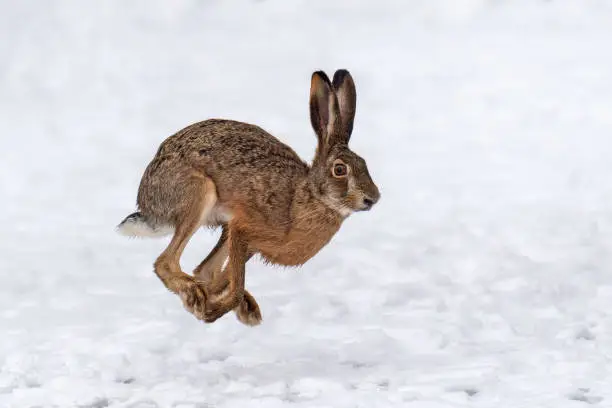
left=2, top=1, right=612, bottom=407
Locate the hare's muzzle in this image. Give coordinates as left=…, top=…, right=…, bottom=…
left=360, top=190, right=380, bottom=211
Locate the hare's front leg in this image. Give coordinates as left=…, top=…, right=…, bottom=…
left=203, top=229, right=250, bottom=323
left=193, top=226, right=229, bottom=285
left=194, top=226, right=262, bottom=326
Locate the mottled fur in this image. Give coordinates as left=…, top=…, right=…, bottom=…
left=117, top=69, right=380, bottom=325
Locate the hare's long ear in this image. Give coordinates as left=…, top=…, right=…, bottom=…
left=310, top=71, right=340, bottom=153
left=332, top=69, right=356, bottom=144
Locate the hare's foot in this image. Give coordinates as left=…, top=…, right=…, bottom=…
left=204, top=297, right=240, bottom=323
left=235, top=291, right=262, bottom=326
left=203, top=284, right=244, bottom=323
left=173, top=276, right=208, bottom=321
left=203, top=277, right=261, bottom=325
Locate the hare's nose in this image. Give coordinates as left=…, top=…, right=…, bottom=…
left=362, top=196, right=378, bottom=210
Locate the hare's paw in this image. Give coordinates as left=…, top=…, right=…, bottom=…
left=177, top=278, right=208, bottom=321
left=235, top=291, right=262, bottom=326
left=203, top=301, right=228, bottom=323
left=203, top=293, right=242, bottom=323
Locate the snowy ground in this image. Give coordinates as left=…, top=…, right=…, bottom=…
left=2, top=1, right=612, bottom=407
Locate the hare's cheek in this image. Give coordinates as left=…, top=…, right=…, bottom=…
left=346, top=175, right=358, bottom=196
left=330, top=178, right=347, bottom=200
left=341, top=178, right=359, bottom=205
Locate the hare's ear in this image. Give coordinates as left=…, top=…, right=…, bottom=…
left=310, top=71, right=340, bottom=150
left=332, top=69, right=356, bottom=144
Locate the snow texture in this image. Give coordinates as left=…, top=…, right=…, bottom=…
left=2, top=1, right=612, bottom=407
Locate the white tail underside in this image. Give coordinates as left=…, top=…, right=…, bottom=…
left=116, top=213, right=174, bottom=238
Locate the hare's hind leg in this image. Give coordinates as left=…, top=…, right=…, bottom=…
left=194, top=226, right=263, bottom=326
left=153, top=175, right=217, bottom=321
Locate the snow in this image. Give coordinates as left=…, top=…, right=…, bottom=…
left=2, top=0, right=612, bottom=406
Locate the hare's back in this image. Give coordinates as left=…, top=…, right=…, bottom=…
left=158, top=119, right=308, bottom=203
left=160, top=119, right=303, bottom=164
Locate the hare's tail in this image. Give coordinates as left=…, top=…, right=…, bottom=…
left=116, top=212, right=174, bottom=238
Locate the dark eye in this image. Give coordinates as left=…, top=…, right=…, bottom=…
left=332, top=162, right=348, bottom=178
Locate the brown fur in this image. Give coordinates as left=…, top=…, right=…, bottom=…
left=118, top=69, right=380, bottom=325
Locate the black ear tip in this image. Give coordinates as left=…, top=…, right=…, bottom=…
left=312, top=70, right=332, bottom=86
left=332, top=69, right=353, bottom=87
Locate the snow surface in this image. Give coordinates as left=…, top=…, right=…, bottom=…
left=2, top=0, right=612, bottom=407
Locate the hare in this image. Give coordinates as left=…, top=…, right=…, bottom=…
left=117, top=69, right=380, bottom=326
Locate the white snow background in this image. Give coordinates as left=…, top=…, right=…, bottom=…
left=2, top=1, right=612, bottom=407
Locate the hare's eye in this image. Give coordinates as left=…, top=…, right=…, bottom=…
left=332, top=162, right=348, bottom=178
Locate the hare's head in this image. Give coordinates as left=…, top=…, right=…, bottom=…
left=309, top=69, right=380, bottom=216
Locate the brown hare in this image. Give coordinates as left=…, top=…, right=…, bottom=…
left=117, top=69, right=380, bottom=326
